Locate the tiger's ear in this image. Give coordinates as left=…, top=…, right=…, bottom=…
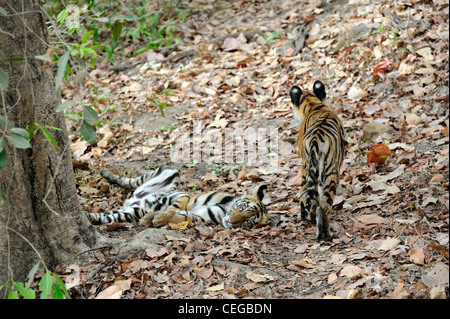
left=290, top=86, right=302, bottom=106
left=253, top=185, right=267, bottom=201
left=313, top=80, right=326, bottom=101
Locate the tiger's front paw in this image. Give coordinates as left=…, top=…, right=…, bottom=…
left=151, top=211, right=174, bottom=227
left=139, top=211, right=159, bottom=226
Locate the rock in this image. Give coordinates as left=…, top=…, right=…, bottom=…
left=422, top=262, right=449, bottom=288
left=362, top=122, right=394, bottom=141
left=405, top=113, right=423, bottom=125
left=348, top=86, right=369, bottom=101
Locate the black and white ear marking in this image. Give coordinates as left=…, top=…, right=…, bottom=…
left=313, top=80, right=326, bottom=101
left=254, top=185, right=268, bottom=201
left=290, top=85, right=302, bottom=106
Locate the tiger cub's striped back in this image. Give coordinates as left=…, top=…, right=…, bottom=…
left=290, top=81, right=345, bottom=241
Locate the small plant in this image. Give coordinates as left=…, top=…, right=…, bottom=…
left=26, top=123, right=63, bottom=152
left=147, top=89, right=177, bottom=117
left=260, top=31, right=280, bottom=43
left=0, top=260, right=71, bottom=299
left=207, top=163, right=245, bottom=176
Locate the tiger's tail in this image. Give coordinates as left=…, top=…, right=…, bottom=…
left=85, top=205, right=143, bottom=225
left=300, top=136, right=320, bottom=223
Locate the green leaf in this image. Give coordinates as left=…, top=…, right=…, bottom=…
left=82, top=105, right=99, bottom=125
left=56, top=100, right=74, bottom=112
left=43, top=125, right=62, bottom=131
left=52, top=273, right=71, bottom=299
left=25, top=262, right=40, bottom=289
left=8, top=291, right=19, bottom=299
left=34, top=54, right=52, bottom=62
left=6, top=134, right=31, bottom=149
left=0, top=115, right=13, bottom=129
left=10, top=127, right=30, bottom=139
left=0, top=148, right=6, bottom=172
left=93, top=17, right=109, bottom=23
left=55, top=51, right=70, bottom=89
left=0, top=6, right=8, bottom=15
left=41, top=127, right=61, bottom=152
left=0, top=67, right=8, bottom=91
left=112, top=22, right=123, bottom=47
left=14, top=282, right=36, bottom=299
left=57, top=8, right=68, bottom=23
left=51, top=283, right=63, bottom=299
left=39, top=271, right=53, bottom=298
left=79, top=120, right=96, bottom=143
left=81, top=30, right=94, bottom=43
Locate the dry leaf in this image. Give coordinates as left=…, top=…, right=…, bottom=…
left=223, top=37, right=242, bottom=51
left=377, top=237, right=401, bottom=251
left=409, top=247, right=425, bottom=265
left=430, top=174, right=445, bottom=183
left=194, top=266, right=214, bottom=279
left=367, top=144, right=391, bottom=166
left=95, top=285, right=123, bottom=299
left=373, top=60, right=392, bottom=76
left=391, top=281, right=409, bottom=299
left=208, top=114, right=229, bottom=129
left=422, top=263, right=449, bottom=288
left=290, top=258, right=315, bottom=268
left=206, top=284, right=224, bottom=292
left=339, top=265, right=362, bottom=279
left=430, top=285, right=446, bottom=299
left=427, top=242, right=449, bottom=260
left=169, top=220, right=193, bottom=230
left=328, top=273, right=338, bottom=284
left=348, top=86, right=368, bottom=101
left=357, top=214, right=387, bottom=226
left=203, top=172, right=218, bottom=182
left=246, top=271, right=275, bottom=282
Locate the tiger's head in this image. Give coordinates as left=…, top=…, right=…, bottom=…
left=224, top=185, right=279, bottom=229
left=290, top=80, right=327, bottom=123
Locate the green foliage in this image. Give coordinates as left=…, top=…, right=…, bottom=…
left=26, top=123, right=63, bottom=152
left=207, top=163, right=246, bottom=176
left=147, top=89, right=178, bottom=117
left=0, top=115, right=32, bottom=159
left=0, top=115, right=64, bottom=174
left=0, top=66, right=8, bottom=91
left=260, top=31, right=280, bottom=43
left=0, top=261, right=71, bottom=299
left=45, top=0, right=189, bottom=62
left=41, top=1, right=189, bottom=143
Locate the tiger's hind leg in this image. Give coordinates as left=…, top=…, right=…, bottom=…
left=299, top=155, right=320, bottom=223
left=316, top=173, right=339, bottom=241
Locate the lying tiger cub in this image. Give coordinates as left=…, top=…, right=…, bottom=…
left=85, top=165, right=280, bottom=229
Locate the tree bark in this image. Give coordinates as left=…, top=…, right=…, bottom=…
left=0, top=0, right=98, bottom=296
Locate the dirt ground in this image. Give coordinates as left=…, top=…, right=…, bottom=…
left=56, top=0, right=448, bottom=299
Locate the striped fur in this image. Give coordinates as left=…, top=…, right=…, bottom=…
left=85, top=166, right=279, bottom=229
left=290, top=80, right=345, bottom=241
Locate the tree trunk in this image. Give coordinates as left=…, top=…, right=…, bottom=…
left=0, top=0, right=98, bottom=296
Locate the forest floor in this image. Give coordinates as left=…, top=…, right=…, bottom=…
left=55, top=0, right=448, bottom=299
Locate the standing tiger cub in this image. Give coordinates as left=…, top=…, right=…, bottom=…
left=290, top=80, right=345, bottom=241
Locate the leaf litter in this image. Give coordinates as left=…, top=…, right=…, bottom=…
left=52, top=0, right=449, bottom=299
